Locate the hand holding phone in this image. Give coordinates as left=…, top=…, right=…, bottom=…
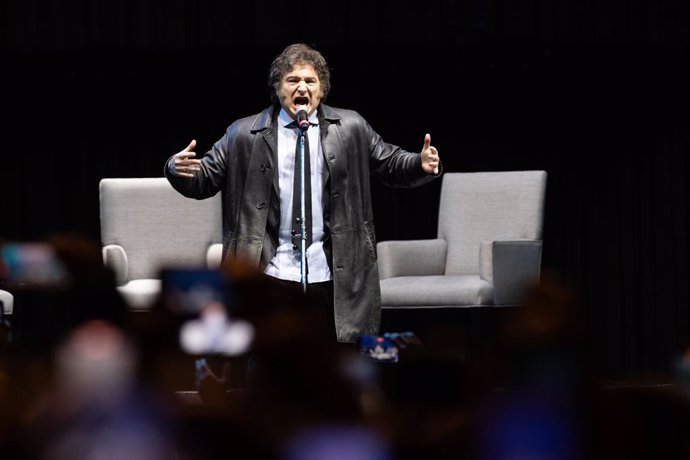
left=161, top=268, right=254, bottom=356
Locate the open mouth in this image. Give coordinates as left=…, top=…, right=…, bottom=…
left=294, top=96, right=309, bottom=106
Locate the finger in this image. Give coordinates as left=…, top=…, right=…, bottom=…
left=180, top=163, right=201, bottom=171
left=430, top=146, right=438, bottom=156
left=176, top=151, right=197, bottom=160
left=175, top=141, right=197, bottom=158
left=177, top=166, right=200, bottom=174
left=177, top=163, right=201, bottom=173
left=423, top=133, right=431, bottom=151
left=175, top=163, right=200, bottom=173
left=177, top=158, right=201, bottom=166
left=175, top=156, right=200, bottom=168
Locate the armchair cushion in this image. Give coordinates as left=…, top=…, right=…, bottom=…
left=380, top=275, right=494, bottom=308
left=377, top=239, right=447, bottom=280
left=116, top=279, right=162, bottom=311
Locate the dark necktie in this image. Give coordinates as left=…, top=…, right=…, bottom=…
left=290, top=124, right=312, bottom=253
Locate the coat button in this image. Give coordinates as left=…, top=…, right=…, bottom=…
left=256, top=201, right=266, bottom=210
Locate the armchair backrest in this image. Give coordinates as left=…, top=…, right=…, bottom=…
left=99, top=178, right=222, bottom=281
left=438, top=171, right=547, bottom=276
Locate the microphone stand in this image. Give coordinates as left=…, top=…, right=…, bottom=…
left=297, top=126, right=308, bottom=293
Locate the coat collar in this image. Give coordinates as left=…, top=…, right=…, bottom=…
left=250, top=103, right=340, bottom=133
left=318, top=104, right=341, bottom=124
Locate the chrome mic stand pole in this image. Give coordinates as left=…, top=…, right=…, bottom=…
left=298, top=127, right=308, bottom=293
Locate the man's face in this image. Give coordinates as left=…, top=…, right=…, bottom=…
left=276, top=64, right=322, bottom=118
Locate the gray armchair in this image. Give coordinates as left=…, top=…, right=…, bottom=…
left=99, top=178, right=223, bottom=310
left=377, top=171, right=547, bottom=310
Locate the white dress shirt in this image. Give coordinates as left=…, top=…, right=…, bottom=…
left=264, top=108, right=332, bottom=283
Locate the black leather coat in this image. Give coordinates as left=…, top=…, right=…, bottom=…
left=165, top=103, right=441, bottom=341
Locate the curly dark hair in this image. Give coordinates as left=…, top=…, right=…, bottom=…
left=268, top=43, right=331, bottom=103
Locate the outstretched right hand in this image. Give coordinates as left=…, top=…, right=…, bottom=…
left=171, top=139, right=201, bottom=178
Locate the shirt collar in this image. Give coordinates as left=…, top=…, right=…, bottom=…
left=278, top=107, right=319, bottom=128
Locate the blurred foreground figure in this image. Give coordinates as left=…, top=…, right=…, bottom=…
left=23, top=320, right=180, bottom=460
left=455, top=274, right=587, bottom=460
left=165, top=257, right=393, bottom=458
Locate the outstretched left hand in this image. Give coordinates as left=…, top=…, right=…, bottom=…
left=420, top=133, right=440, bottom=175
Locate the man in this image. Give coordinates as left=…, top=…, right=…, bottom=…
left=165, top=43, right=441, bottom=342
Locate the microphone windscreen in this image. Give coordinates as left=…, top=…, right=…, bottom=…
left=296, top=105, right=309, bottom=129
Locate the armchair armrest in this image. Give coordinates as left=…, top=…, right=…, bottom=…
left=0, top=290, right=13, bottom=316
left=102, top=244, right=128, bottom=286
left=480, top=240, right=542, bottom=305
left=207, top=243, right=223, bottom=269
left=377, top=239, right=447, bottom=280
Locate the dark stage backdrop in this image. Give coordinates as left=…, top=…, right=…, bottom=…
left=2, top=0, right=690, bottom=378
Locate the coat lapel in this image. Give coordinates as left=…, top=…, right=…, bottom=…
left=252, top=106, right=280, bottom=204
left=318, top=104, right=342, bottom=188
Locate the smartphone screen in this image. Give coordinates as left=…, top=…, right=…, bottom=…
left=357, top=335, right=400, bottom=363
left=0, top=242, right=70, bottom=288
left=161, top=268, right=229, bottom=316
left=160, top=268, right=253, bottom=356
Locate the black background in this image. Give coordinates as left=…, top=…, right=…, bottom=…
left=2, top=0, right=690, bottom=378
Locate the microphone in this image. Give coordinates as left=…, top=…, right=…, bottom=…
left=296, top=105, right=310, bottom=130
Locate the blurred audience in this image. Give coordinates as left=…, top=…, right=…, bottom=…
left=2, top=238, right=690, bottom=459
